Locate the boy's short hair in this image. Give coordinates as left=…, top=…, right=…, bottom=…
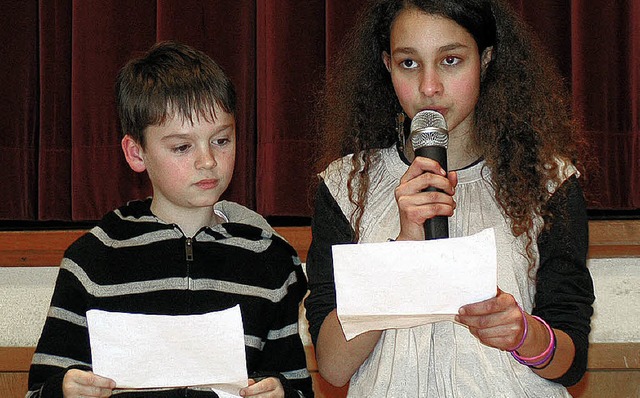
left=115, top=41, right=236, bottom=146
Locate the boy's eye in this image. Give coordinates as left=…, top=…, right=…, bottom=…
left=173, top=144, right=190, bottom=153
left=213, top=138, right=230, bottom=146
left=401, top=59, right=418, bottom=69
left=443, top=56, right=461, bottom=66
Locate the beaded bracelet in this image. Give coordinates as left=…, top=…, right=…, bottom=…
left=510, top=315, right=556, bottom=368
left=509, top=303, right=528, bottom=352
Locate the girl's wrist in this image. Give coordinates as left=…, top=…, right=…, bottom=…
left=510, top=315, right=556, bottom=368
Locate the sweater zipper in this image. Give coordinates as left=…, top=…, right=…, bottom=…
left=185, top=237, right=194, bottom=290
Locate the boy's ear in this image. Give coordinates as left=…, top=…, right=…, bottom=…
left=121, top=135, right=147, bottom=173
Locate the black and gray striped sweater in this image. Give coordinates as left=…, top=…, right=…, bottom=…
left=27, top=199, right=313, bottom=398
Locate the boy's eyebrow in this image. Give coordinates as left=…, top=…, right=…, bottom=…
left=159, top=124, right=235, bottom=141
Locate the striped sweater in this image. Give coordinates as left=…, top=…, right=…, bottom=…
left=27, top=199, right=313, bottom=398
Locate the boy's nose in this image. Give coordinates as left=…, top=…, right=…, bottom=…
left=196, top=148, right=216, bottom=169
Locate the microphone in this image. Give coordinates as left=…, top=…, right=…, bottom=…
left=409, top=110, right=449, bottom=240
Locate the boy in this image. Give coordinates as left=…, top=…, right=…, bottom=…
left=27, top=41, right=313, bottom=398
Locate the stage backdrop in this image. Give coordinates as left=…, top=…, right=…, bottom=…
left=1, top=0, right=638, bottom=221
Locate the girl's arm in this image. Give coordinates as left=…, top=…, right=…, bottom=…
left=456, top=176, right=594, bottom=385
left=305, top=181, right=381, bottom=386
left=316, top=310, right=382, bottom=387
left=533, top=175, right=594, bottom=385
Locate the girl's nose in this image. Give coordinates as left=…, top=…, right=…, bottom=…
left=420, top=68, right=444, bottom=97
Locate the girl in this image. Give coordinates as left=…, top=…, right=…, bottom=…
left=304, top=0, right=595, bottom=396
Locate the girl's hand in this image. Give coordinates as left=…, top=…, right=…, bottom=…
left=62, top=369, right=115, bottom=397
left=239, top=377, right=285, bottom=397
left=395, top=156, right=457, bottom=240
left=454, top=288, right=525, bottom=351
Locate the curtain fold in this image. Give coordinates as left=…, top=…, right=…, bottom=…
left=0, top=0, right=638, bottom=222
left=572, top=0, right=640, bottom=208
left=38, top=0, right=72, bottom=220
left=0, top=2, right=39, bottom=220
left=255, top=0, right=325, bottom=216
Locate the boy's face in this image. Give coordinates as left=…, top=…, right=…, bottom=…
left=123, top=106, right=236, bottom=218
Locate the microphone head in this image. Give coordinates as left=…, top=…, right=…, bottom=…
left=409, top=110, right=448, bottom=150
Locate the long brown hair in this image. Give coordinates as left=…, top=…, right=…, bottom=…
left=316, top=0, right=587, bottom=263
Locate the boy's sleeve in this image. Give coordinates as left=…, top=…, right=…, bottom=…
left=27, top=253, right=93, bottom=397
left=250, top=242, right=314, bottom=398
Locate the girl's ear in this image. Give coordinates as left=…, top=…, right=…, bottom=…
left=121, top=135, right=147, bottom=173
left=481, top=46, right=494, bottom=72
left=382, top=51, right=392, bottom=72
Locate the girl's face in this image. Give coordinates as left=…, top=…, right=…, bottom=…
left=383, top=8, right=490, bottom=139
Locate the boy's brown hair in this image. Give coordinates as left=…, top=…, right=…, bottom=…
left=116, top=41, right=236, bottom=147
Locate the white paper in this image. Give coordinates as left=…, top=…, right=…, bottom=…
left=87, top=305, right=248, bottom=393
left=333, top=228, right=497, bottom=340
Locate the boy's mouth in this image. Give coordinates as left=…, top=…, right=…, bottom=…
left=195, top=179, right=219, bottom=189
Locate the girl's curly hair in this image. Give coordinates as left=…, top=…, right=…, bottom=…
left=315, top=0, right=587, bottom=265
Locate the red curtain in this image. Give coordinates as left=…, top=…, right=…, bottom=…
left=1, top=0, right=638, bottom=221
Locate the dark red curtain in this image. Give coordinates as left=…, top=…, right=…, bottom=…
left=1, top=0, right=638, bottom=222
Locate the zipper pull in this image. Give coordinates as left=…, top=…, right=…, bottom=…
left=185, top=237, right=194, bottom=261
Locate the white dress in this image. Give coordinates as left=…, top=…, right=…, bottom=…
left=321, top=145, right=576, bottom=398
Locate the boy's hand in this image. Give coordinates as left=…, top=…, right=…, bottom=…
left=239, top=377, right=285, bottom=397
left=63, top=369, right=116, bottom=397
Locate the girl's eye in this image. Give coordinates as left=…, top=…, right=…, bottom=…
left=443, top=56, right=461, bottom=66
left=401, top=59, right=418, bottom=69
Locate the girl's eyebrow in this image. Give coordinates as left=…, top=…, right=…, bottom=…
left=392, top=42, right=470, bottom=56
left=438, top=42, right=470, bottom=52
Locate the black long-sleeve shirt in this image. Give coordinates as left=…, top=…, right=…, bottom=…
left=28, top=199, right=313, bottom=398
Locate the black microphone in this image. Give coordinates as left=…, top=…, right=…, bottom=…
left=409, top=110, right=449, bottom=240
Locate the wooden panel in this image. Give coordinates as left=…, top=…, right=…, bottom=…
left=275, top=226, right=312, bottom=262
left=0, top=348, right=34, bottom=372
left=3, top=345, right=639, bottom=397
left=0, top=230, right=84, bottom=267
left=567, top=370, right=640, bottom=398
left=0, top=373, right=28, bottom=398
left=589, top=220, right=640, bottom=245
left=587, top=343, right=640, bottom=370
left=0, top=220, right=638, bottom=267
left=588, top=220, right=640, bottom=259
left=0, top=227, right=311, bottom=266
left=6, top=344, right=633, bottom=374
left=588, top=245, right=640, bottom=258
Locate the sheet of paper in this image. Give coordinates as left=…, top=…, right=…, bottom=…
left=87, top=304, right=248, bottom=393
left=333, top=228, right=497, bottom=340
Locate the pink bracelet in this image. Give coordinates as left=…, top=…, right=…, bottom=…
left=510, top=315, right=556, bottom=367
left=509, top=303, right=528, bottom=351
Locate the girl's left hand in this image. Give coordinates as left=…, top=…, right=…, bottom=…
left=454, top=288, right=525, bottom=351
left=239, top=377, right=285, bottom=397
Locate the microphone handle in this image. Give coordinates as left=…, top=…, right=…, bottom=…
left=414, top=145, right=449, bottom=240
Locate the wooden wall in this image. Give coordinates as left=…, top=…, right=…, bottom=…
left=1, top=220, right=639, bottom=398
